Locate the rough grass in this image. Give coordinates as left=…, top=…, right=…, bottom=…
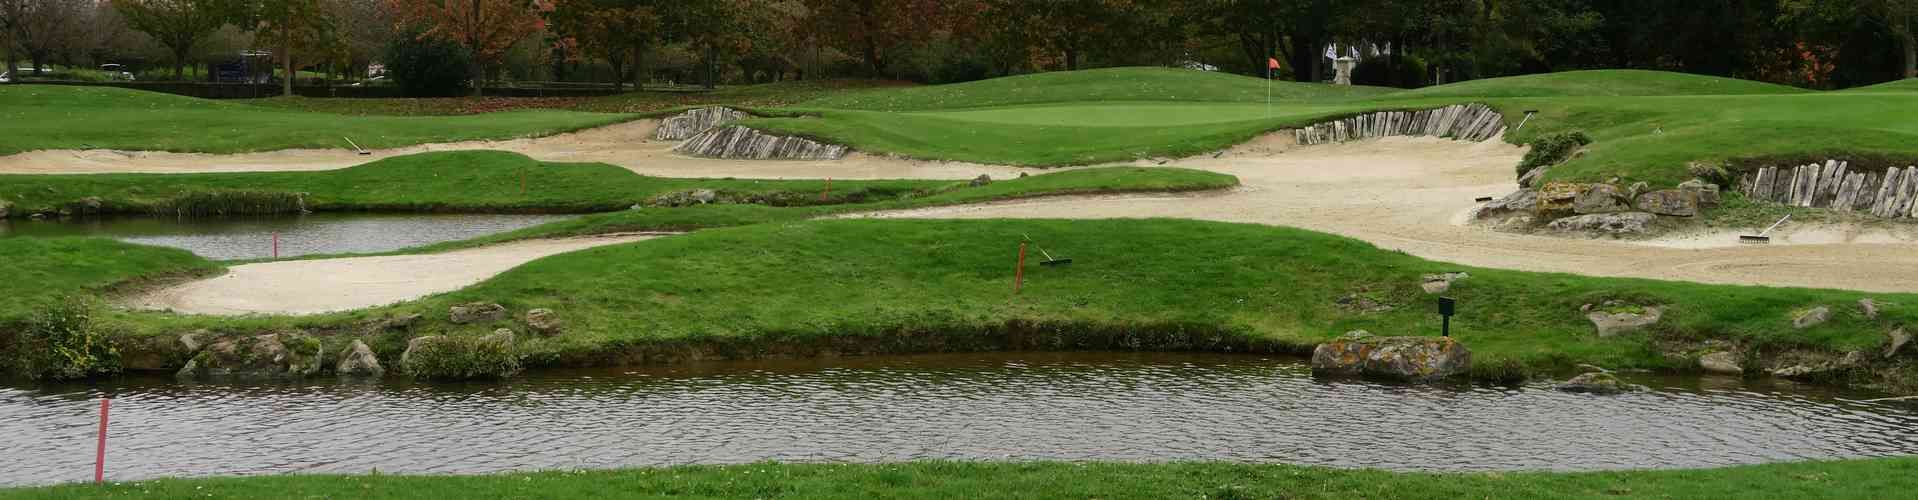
left=7, top=458, right=1917, bottom=499
left=0, top=85, right=635, bottom=154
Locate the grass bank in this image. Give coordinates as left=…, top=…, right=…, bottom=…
left=0, top=150, right=965, bottom=217
left=26, top=217, right=1906, bottom=392
left=7, top=458, right=1916, bottom=499
left=0, top=238, right=217, bottom=324
left=247, top=80, right=916, bottom=116
left=0, top=86, right=634, bottom=155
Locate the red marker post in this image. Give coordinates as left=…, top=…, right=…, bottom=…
left=1014, top=242, right=1026, bottom=294
left=820, top=178, right=832, bottom=202
left=95, top=398, right=110, bottom=483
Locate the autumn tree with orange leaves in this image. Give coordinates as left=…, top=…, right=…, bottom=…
left=387, top=0, right=551, bottom=95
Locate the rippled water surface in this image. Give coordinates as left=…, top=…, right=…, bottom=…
left=0, top=213, right=574, bottom=259
left=3, top=352, right=1916, bottom=486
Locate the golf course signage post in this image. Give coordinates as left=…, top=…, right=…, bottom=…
left=1438, top=297, right=1456, bottom=337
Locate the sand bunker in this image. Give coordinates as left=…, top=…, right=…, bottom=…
left=134, top=233, right=663, bottom=316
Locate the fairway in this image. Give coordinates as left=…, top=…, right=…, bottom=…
left=910, top=102, right=1351, bottom=127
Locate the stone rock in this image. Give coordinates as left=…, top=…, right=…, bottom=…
left=1772, top=351, right=1864, bottom=379
left=400, top=335, right=445, bottom=368
left=1886, top=328, right=1910, bottom=359
left=1536, top=182, right=1582, bottom=215
left=1699, top=351, right=1743, bottom=375
left=1573, top=184, right=1630, bottom=214
left=1859, top=299, right=1879, bottom=320
left=1793, top=306, right=1830, bottom=329
left=1517, top=166, right=1549, bottom=187
left=1336, top=294, right=1394, bottom=313
left=1555, top=372, right=1643, bottom=394
left=1546, top=212, right=1656, bottom=236
left=361, top=313, right=423, bottom=334
left=1587, top=306, right=1662, bottom=337
left=969, top=174, right=993, bottom=187
left=1635, top=189, right=1698, bottom=217
left=691, top=189, right=718, bottom=204
left=79, top=196, right=103, bottom=211
left=175, top=333, right=325, bottom=380
left=1474, top=190, right=1537, bottom=221
left=485, top=328, right=516, bottom=346
left=119, top=333, right=193, bottom=371
left=449, top=302, right=507, bottom=324
left=1310, top=334, right=1472, bottom=382
left=1420, top=272, right=1469, bottom=294
left=179, top=330, right=206, bottom=353
left=1679, top=179, right=1722, bottom=206
left=336, top=340, right=384, bottom=377
left=525, top=308, right=564, bottom=336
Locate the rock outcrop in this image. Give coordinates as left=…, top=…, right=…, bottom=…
left=1735, top=161, right=1918, bottom=218
left=175, top=333, right=325, bottom=380
left=1573, top=184, right=1630, bottom=214
left=525, top=308, right=563, bottom=336
left=1546, top=212, right=1656, bottom=236
left=336, top=340, right=384, bottom=377
left=674, top=126, right=850, bottom=160
left=1886, top=328, right=1910, bottom=359
left=1555, top=372, right=1644, bottom=394
left=1699, top=351, right=1743, bottom=375
left=653, top=106, right=749, bottom=140
left=1310, top=331, right=1472, bottom=382
left=1634, top=189, right=1698, bottom=216
left=1792, top=306, right=1831, bottom=329
left=1420, top=272, right=1469, bottom=294
left=449, top=302, right=507, bottom=324
left=1294, top=103, right=1507, bottom=145
left=970, top=174, right=993, bottom=187
left=1859, top=298, right=1880, bottom=320
left=1587, top=306, right=1662, bottom=337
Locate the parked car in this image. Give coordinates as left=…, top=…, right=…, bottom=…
left=99, top=64, right=135, bottom=81
left=349, top=75, right=386, bottom=87
left=0, top=71, right=10, bottom=83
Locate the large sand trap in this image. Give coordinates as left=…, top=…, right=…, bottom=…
left=0, top=119, right=1044, bottom=180
left=853, top=135, right=1918, bottom=293
left=134, top=233, right=664, bottom=316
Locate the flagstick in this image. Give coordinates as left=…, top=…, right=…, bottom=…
left=1266, top=66, right=1272, bottom=119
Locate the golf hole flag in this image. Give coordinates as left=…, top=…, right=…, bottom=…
left=1268, top=57, right=1282, bottom=70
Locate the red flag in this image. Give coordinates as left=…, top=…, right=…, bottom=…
left=1267, top=57, right=1282, bottom=70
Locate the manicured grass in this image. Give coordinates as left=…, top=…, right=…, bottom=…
left=0, top=86, right=635, bottom=154
left=8, top=458, right=1916, bottom=499
left=247, top=80, right=916, bottom=116
left=801, top=67, right=1395, bottom=111
left=1839, top=78, right=1918, bottom=93
left=1377, top=69, right=1809, bottom=99
left=0, top=238, right=215, bottom=323
left=0, top=151, right=955, bottom=216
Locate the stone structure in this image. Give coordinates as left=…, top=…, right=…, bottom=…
left=674, top=126, right=850, bottom=160
left=653, top=106, right=749, bottom=140
left=1310, top=331, right=1472, bottom=382
left=175, top=333, right=325, bottom=380
left=1332, top=57, right=1356, bottom=85
left=1735, top=161, right=1918, bottom=218
left=1294, top=103, right=1507, bottom=145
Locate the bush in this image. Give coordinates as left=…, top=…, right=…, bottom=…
left=1517, top=131, right=1593, bottom=178
left=404, top=333, right=521, bottom=380
left=12, top=297, right=120, bottom=380
left=1351, top=56, right=1428, bottom=88
left=385, top=31, right=475, bottom=97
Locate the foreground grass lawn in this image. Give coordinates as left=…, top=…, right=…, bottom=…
left=0, top=86, right=635, bottom=155
left=7, top=458, right=1915, bottom=499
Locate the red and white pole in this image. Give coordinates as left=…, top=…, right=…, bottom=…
left=1014, top=242, right=1026, bottom=294
left=95, top=398, right=110, bottom=484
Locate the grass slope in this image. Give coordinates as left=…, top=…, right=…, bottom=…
left=248, top=80, right=917, bottom=116
left=801, top=67, right=1395, bottom=111
left=8, top=458, right=1916, bottom=499
left=1379, top=69, right=1809, bottom=99
left=0, top=86, right=633, bottom=154
left=0, top=238, right=215, bottom=323
left=0, top=151, right=960, bottom=215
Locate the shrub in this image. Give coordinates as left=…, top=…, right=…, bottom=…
left=12, top=297, right=120, bottom=380
left=1351, top=56, right=1428, bottom=88
left=159, top=191, right=307, bottom=217
left=1517, top=131, right=1593, bottom=178
left=404, top=334, right=521, bottom=380
left=385, top=31, right=475, bottom=97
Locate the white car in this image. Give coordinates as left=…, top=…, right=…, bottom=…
left=0, top=71, right=10, bottom=83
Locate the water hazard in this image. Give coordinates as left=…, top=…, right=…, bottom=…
left=0, top=213, right=574, bottom=259
left=4, top=352, right=1916, bottom=486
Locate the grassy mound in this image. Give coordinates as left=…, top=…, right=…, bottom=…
left=0, top=238, right=215, bottom=323
left=0, top=85, right=634, bottom=155
left=1380, top=69, right=1809, bottom=99
left=1839, top=78, right=1918, bottom=93
left=9, top=458, right=1915, bottom=499
left=0, top=151, right=959, bottom=215
left=801, top=67, right=1394, bottom=111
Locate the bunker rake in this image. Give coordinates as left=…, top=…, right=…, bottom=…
left=1022, top=233, right=1073, bottom=267
left=1741, top=214, right=1790, bottom=244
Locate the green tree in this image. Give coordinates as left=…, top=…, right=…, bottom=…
left=245, top=0, right=337, bottom=95
left=111, top=0, right=240, bottom=80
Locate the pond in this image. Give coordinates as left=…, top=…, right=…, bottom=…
left=0, top=213, right=575, bottom=260
left=3, top=352, right=1916, bottom=486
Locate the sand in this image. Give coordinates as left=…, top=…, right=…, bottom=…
left=133, top=233, right=663, bottom=316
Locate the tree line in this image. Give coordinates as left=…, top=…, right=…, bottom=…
left=3, top=0, right=1912, bottom=95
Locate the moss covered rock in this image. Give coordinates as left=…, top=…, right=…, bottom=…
left=175, top=333, right=324, bottom=380
left=1310, top=331, right=1472, bottom=382
left=401, top=330, right=521, bottom=380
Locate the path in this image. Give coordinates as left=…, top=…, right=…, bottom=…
left=133, top=233, right=663, bottom=315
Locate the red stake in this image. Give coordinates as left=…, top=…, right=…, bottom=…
left=1014, top=242, right=1026, bottom=294
left=272, top=232, right=279, bottom=259
left=95, top=398, right=109, bottom=484
left=820, top=177, right=832, bottom=202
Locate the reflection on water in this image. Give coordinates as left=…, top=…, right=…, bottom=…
left=0, top=213, right=574, bottom=260
left=3, top=352, right=1916, bottom=486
